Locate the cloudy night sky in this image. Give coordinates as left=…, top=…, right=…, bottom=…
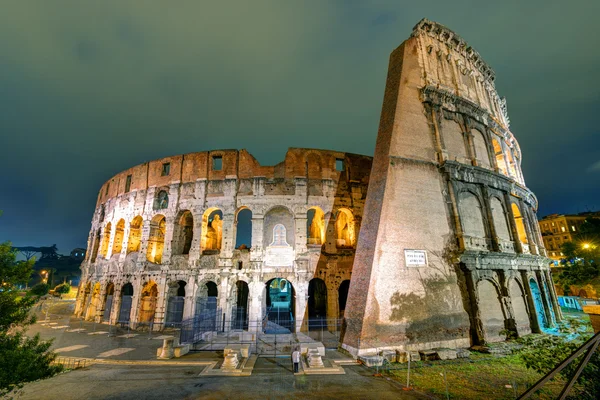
left=0, top=1, right=598, bottom=254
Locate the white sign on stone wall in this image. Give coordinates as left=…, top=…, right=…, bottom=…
left=404, top=249, right=428, bottom=267
left=265, top=246, right=295, bottom=267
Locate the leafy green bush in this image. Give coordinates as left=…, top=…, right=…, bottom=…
left=517, top=317, right=599, bottom=399
left=53, top=283, right=70, bottom=294
left=30, top=283, right=50, bottom=296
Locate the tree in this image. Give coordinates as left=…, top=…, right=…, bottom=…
left=54, top=283, right=70, bottom=294
left=555, top=217, right=600, bottom=289
left=0, top=241, right=62, bottom=396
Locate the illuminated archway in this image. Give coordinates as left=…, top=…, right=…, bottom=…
left=172, top=211, right=193, bottom=255
left=146, top=215, right=166, bottom=263
left=201, top=208, right=223, bottom=252
left=111, top=219, right=125, bottom=255
left=335, top=208, right=355, bottom=248
left=307, top=207, right=325, bottom=245
left=138, top=281, right=158, bottom=324
left=99, top=223, right=112, bottom=258
left=127, top=216, right=143, bottom=254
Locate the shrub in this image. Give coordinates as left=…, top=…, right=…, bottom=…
left=30, top=283, right=49, bottom=296
left=53, top=283, right=70, bottom=294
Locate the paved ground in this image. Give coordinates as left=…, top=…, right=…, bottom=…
left=17, top=299, right=432, bottom=399
left=15, top=362, right=431, bottom=400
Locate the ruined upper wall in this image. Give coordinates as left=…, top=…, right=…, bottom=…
left=411, top=18, right=511, bottom=130
left=96, top=148, right=373, bottom=207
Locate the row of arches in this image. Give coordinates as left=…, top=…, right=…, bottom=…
left=90, top=205, right=357, bottom=264
left=78, top=277, right=352, bottom=332
left=457, top=190, right=541, bottom=253
left=441, top=117, right=523, bottom=184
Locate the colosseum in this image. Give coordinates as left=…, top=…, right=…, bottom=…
left=76, top=19, right=561, bottom=356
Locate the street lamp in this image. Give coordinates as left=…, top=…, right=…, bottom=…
left=40, top=270, right=48, bottom=284
left=583, top=243, right=591, bottom=250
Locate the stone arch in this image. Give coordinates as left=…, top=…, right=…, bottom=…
left=127, top=216, right=143, bottom=254
left=511, top=203, right=528, bottom=245
left=308, top=278, right=327, bottom=329
left=458, top=191, right=487, bottom=238
left=529, top=278, right=548, bottom=330
left=195, top=280, right=219, bottom=329
left=90, top=229, right=101, bottom=263
left=307, top=206, right=325, bottom=245
left=99, top=222, right=112, bottom=259
left=471, top=129, right=491, bottom=169
left=166, top=280, right=187, bottom=326
left=102, top=282, right=115, bottom=322
left=477, top=279, right=505, bottom=342
left=263, top=278, right=295, bottom=333
left=335, top=208, right=355, bottom=248
left=154, top=189, right=169, bottom=210
left=338, top=280, right=351, bottom=318
left=118, top=282, right=134, bottom=323
left=508, top=277, right=531, bottom=336
left=441, top=118, right=468, bottom=161
left=235, top=207, right=252, bottom=249
left=201, top=208, right=223, bottom=252
left=490, top=196, right=511, bottom=241
left=263, top=206, right=295, bottom=247
left=172, top=210, right=194, bottom=255
left=232, top=280, right=249, bottom=330
left=138, top=280, right=158, bottom=324
left=492, top=138, right=508, bottom=176
left=111, top=219, right=125, bottom=256
left=146, top=214, right=166, bottom=263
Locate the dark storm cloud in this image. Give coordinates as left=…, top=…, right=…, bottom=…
left=0, top=0, right=598, bottom=253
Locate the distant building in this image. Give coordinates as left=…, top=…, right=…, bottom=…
left=538, top=212, right=600, bottom=261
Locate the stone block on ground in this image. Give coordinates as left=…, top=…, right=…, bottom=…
left=157, top=338, right=175, bottom=359
left=300, top=342, right=325, bottom=356
left=456, top=348, right=471, bottom=358
left=409, top=351, right=421, bottom=361
left=396, top=350, right=409, bottom=363
left=174, top=344, right=190, bottom=357
left=435, top=348, right=457, bottom=360
left=419, top=350, right=439, bottom=361
left=359, top=355, right=383, bottom=367
left=381, top=350, right=397, bottom=363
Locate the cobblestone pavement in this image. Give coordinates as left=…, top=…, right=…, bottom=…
left=15, top=362, right=432, bottom=400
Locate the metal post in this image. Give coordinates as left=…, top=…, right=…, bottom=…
left=407, top=356, right=411, bottom=389
left=443, top=369, right=449, bottom=400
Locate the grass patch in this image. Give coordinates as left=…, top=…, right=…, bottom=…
left=386, top=353, right=567, bottom=399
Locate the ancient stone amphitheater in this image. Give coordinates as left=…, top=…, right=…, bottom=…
left=76, top=18, right=560, bottom=355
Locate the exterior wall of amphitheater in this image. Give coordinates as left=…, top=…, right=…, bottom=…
left=75, top=148, right=373, bottom=332
left=342, top=19, right=561, bottom=355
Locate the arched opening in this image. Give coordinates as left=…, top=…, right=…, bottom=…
left=154, top=190, right=169, bottom=210
left=166, top=281, right=186, bottom=326
left=511, top=203, right=529, bottom=246
left=490, top=197, right=511, bottom=242
left=232, top=281, right=249, bottom=330
left=335, top=209, right=355, bottom=248
left=235, top=208, right=252, bottom=249
left=308, top=278, right=328, bottom=330
left=90, top=230, right=101, bottom=262
left=173, top=211, right=194, bottom=255
left=338, top=280, right=351, bottom=318
left=505, top=149, right=518, bottom=179
left=146, top=215, right=166, bottom=263
left=127, top=216, right=143, bottom=254
left=111, top=219, right=125, bottom=256
left=459, top=192, right=487, bottom=239
left=99, top=223, right=112, bottom=258
left=118, top=283, right=134, bottom=323
left=492, top=138, right=508, bottom=176
left=202, top=208, right=223, bottom=252
left=103, top=282, right=115, bottom=322
left=441, top=119, right=468, bottom=161
left=477, top=280, right=505, bottom=342
left=139, top=281, right=158, bottom=324
left=263, top=206, right=295, bottom=248
left=529, top=279, right=548, bottom=330
left=307, top=207, right=324, bottom=245
left=471, top=129, right=491, bottom=169
left=264, top=278, right=295, bottom=333
left=509, top=279, right=530, bottom=336
left=195, top=281, right=219, bottom=331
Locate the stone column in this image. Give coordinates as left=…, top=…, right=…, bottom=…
left=137, top=219, right=153, bottom=264
left=220, top=213, right=236, bottom=260
left=154, top=275, right=169, bottom=329
left=520, top=271, right=541, bottom=334
left=110, top=286, right=122, bottom=325
left=129, top=277, right=143, bottom=328
left=294, top=280, right=309, bottom=333
left=161, top=216, right=176, bottom=264
left=96, top=283, right=108, bottom=323
left=481, top=186, right=499, bottom=251
left=326, top=286, right=338, bottom=332
left=295, top=213, right=308, bottom=255
left=519, top=200, right=537, bottom=255
left=219, top=273, right=230, bottom=329
left=536, top=271, right=554, bottom=327
left=248, top=278, right=263, bottom=333
left=545, top=270, right=563, bottom=321
left=464, top=268, right=486, bottom=345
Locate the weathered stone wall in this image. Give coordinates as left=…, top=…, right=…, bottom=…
left=342, top=19, right=559, bottom=355
left=76, top=148, right=372, bottom=331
